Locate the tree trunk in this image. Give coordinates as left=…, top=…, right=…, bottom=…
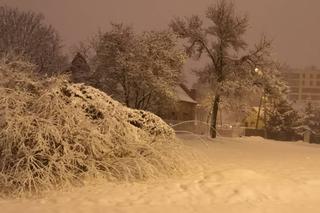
left=210, top=95, right=220, bottom=138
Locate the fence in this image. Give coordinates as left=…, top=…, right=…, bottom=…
left=166, top=120, right=245, bottom=137
left=244, top=128, right=266, bottom=137
left=304, top=131, right=320, bottom=144
left=166, top=120, right=307, bottom=142
left=166, top=120, right=210, bottom=135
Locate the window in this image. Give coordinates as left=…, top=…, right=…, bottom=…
left=289, top=95, right=299, bottom=100
left=289, top=73, right=300, bottom=79
left=310, top=81, right=314, bottom=86
left=288, top=80, right=299, bottom=86
left=183, top=112, right=189, bottom=120
left=302, top=95, right=309, bottom=100
left=311, top=95, right=320, bottom=100
left=302, top=88, right=320, bottom=93
left=290, top=87, right=299, bottom=93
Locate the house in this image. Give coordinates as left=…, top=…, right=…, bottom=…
left=161, top=84, right=198, bottom=122
left=69, top=53, right=91, bottom=83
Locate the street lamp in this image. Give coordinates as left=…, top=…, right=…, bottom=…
left=254, top=67, right=264, bottom=129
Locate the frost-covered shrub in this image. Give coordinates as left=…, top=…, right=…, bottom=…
left=265, top=99, right=301, bottom=141
left=0, top=58, right=183, bottom=197
left=302, top=103, right=320, bottom=135
left=126, top=110, right=175, bottom=139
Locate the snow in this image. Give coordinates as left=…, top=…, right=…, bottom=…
left=2, top=135, right=320, bottom=213
left=175, top=86, right=197, bottom=104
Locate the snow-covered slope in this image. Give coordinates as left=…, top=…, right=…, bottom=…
left=2, top=136, right=320, bottom=213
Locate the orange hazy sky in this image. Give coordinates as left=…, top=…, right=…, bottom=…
left=1, top=0, right=320, bottom=68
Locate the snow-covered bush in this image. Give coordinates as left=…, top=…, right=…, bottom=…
left=126, top=109, right=175, bottom=139
left=302, top=103, right=320, bottom=135
left=265, top=99, right=301, bottom=141
left=92, top=24, right=185, bottom=111
left=0, top=58, right=183, bottom=197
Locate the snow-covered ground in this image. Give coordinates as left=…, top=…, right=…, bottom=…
left=2, top=135, right=320, bottom=213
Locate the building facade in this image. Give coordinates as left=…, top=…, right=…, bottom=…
left=162, top=84, right=198, bottom=122
left=283, top=68, right=320, bottom=109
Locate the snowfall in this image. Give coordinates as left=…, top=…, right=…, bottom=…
left=1, top=135, right=320, bottom=213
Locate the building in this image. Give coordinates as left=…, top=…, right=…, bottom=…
left=161, top=84, right=215, bottom=135
left=69, top=53, right=91, bottom=83
left=162, top=84, right=198, bottom=122
left=282, top=67, right=320, bottom=109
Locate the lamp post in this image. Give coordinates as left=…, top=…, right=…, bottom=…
left=254, top=68, right=264, bottom=129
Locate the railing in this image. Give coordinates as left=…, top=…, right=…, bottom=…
left=166, top=119, right=246, bottom=138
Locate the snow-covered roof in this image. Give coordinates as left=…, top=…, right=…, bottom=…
left=175, top=86, right=197, bottom=104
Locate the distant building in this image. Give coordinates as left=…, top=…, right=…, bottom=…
left=162, top=84, right=198, bottom=122
left=69, top=53, right=91, bottom=83
left=282, top=67, right=320, bottom=109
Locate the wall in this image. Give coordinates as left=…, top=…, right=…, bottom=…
left=163, top=101, right=197, bottom=121
left=283, top=68, right=320, bottom=109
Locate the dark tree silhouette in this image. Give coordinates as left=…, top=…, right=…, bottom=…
left=0, top=6, right=66, bottom=73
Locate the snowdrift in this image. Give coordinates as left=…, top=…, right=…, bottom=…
left=0, top=59, right=184, bottom=197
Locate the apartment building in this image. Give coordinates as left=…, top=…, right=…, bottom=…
left=283, top=68, right=320, bottom=109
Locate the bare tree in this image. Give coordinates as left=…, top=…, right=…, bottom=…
left=0, top=6, right=66, bottom=74
left=170, top=0, right=272, bottom=138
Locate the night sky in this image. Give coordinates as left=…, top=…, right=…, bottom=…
left=2, top=0, right=320, bottom=69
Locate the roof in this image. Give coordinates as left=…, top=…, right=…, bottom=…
left=175, top=86, right=197, bottom=104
